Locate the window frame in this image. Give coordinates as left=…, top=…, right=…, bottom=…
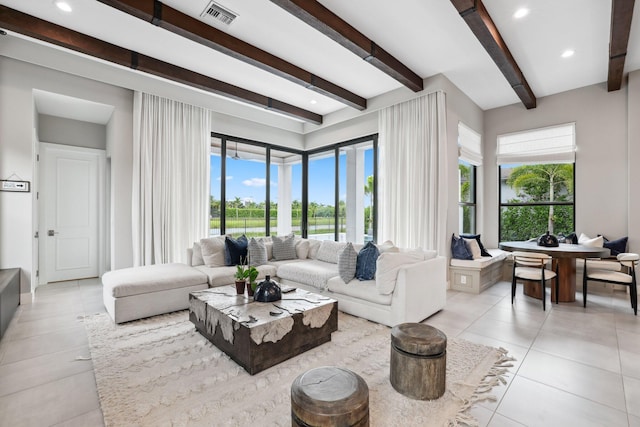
left=498, top=164, right=576, bottom=241
left=458, top=159, right=477, bottom=235
left=210, top=132, right=378, bottom=241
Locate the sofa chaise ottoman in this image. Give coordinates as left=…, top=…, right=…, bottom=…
left=102, top=263, right=208, bottom=323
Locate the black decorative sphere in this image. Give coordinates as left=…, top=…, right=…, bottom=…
left=254, top=275, right=282, bottom=302
left=537, top=231, right=559, bottom=247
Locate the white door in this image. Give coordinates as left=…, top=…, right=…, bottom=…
left=41, top=144, right=102, bottom=282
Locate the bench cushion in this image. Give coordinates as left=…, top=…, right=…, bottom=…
left=449, top=249, right=507, bottom=269
left=103, top=263, right=208, bottom=298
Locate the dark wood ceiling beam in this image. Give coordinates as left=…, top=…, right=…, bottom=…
left=608, top=0, right=636, bottom=91
left=269, top=0, right=424, bottom=92
left=97, top=0, right=366, bottom=110
left=0, top=5, right=322, bottom=124
left=451, top=0, right=536, bottom=109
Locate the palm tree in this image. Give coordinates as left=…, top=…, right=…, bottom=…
left=364, top=175, right=374, bottom=234
left=507, top=164, right=573, bottom=233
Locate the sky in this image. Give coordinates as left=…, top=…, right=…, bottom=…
left=210, top=149, right=374, bottom=206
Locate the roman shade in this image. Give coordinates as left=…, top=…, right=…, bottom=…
left=458, top=122, right=482, bottom=166
left=497, top=123, right=576, bottom=165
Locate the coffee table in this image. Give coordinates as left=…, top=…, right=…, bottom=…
left=189, top=286, right=338, bottom=375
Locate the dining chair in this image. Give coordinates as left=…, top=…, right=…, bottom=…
left=511, top=251, right=559, bottom=310
left=583, top=253, right=639, bottom=315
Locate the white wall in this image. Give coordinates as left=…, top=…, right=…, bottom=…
left=0, top=57, right=133, bottom=295
left=38, top=114, right=107, bottom=150
left=627, top=70, right=640, bottom=253
left=483, top=83, right=629, bottom=249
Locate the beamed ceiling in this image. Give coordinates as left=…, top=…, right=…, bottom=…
left=0, top=0, right=638, bottom=130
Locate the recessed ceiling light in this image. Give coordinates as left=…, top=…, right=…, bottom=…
left=561, top=49, right=575, bottom=58
left=310, top=100, right=317, bottom=105
left=54, top=1, right=72, bottom=12
left=513, top=8, right=529, bottom=19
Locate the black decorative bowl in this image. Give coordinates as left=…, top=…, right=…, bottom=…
left=254, top=275, right=282, bottom=302
left=537, top=231, right=559, bottom=247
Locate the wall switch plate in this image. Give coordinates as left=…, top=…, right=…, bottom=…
left=460, top=276, right=467, bottom=284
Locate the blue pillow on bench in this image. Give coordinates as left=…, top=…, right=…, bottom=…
left=451, top=234, right=473, bottom=260
left=601, top=235, right=628, bottom=257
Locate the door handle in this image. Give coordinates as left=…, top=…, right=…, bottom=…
left=48, top=230, right=59, bottom=236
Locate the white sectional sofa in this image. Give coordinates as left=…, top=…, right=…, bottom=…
left=186, top=236, right=447, bottom=327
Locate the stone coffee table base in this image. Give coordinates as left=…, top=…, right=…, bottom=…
left=189, top=286, right=338, bottom=375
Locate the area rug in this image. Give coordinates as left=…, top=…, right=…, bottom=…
left=83, top=311, right=513, bottom=427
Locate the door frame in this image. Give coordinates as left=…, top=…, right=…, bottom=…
left=38, top=142, right=107, bottom=285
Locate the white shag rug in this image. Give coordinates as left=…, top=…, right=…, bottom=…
left=83, top=311, right=513, bottom=427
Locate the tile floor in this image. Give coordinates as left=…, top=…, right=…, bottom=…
left=0, top=278, right=639, bottom=426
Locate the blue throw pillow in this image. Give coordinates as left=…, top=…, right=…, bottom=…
left=461, top=234, right=491, bottom=257
left=356, top=241, right=380, bottom=281
left=225, top=235, right=248, bottom=266
left=451, top=234, right=473, bottom=260
left=602, top=236, right=628, bottom=257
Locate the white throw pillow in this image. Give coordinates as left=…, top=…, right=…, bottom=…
left=295, top=239, right=310, bottom=259
left=307, top=239, right=322, bottom=259
left=191, top=242, right=204, bottom=266
left=423, top=250, right=438, bottom=260
left=316, top=240, right=347, bottom=264
left=464, top=238, right=482, bottom=259
left=377, top=240, right=400, bottom=254
left=200, top=236, right=227, bottom=267
left=578, top=233, right=604, bottom=248
left=376, top=251, right=424, bottom=295
left=337, top=243, right=358, bottom=283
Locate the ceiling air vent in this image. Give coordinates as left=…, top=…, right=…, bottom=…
left=201, top=1, right=237, bottom=26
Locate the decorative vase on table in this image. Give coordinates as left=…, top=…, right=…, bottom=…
left=247, top=282, right=255, bottom=297
left=537, top=231, right=559, bottom=247
left=254, top=275, right=281, bottom=302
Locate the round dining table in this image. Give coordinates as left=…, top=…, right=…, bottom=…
left=499, top=241, right=610, bottom=302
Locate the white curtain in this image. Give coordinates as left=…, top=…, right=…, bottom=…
left=378, top=91, right=448, bottom=254
left=132, top=92, right=211, bottom=266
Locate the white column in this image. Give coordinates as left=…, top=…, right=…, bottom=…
left=277, top=164, right=292, bottom=235
left=345, top=148, right=365, bottom=243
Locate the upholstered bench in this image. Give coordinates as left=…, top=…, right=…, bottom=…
left=450, top=249, right=508, bottom=293
left=102, top=263, right=208, bottom=323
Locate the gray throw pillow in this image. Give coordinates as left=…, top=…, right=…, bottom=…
left=247, top=237, right=268, bottom=266
left=338, top=243, right=357, bottom=283
left=272, top=234, right=297, bottom=260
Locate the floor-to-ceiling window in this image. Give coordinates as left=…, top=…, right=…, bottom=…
left=223, top=140, right=267, bottom=237
left=209, top=133, right=377, bottom=241
left=307, top=151, right=336, bottom=240
left=498, top=123, right=576, bottom=241
left=309, top=135, right=377, bottom=243
left=458, top=159, right=476, bottom=234
left=458, top=122, right=482, bottom=235
left=270, top=149, right=303, bottom=236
